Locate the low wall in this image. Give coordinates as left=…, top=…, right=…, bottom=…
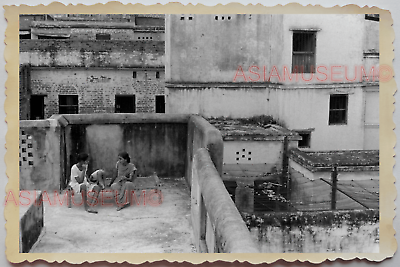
left=55, top=113, right=189, bottom=189
left=20, top=191, right=44, bottom=253
left=19, top=120, right=63, bottom=190
left=186, top=116, right=224, bottom=187
left=191, top=148, right=259, bottom=253
left=244, top=209, right=379, bottom=253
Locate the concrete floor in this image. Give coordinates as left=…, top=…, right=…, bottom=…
left=31, top=177, right=196, bottom=253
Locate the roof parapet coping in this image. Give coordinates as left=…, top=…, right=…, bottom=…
left=20, top=119, right=60, bottom=128
left=48, top=113, right=192, bottom=126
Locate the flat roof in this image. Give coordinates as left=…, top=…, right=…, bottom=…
left=207, top=118, right=301, bottom=141
left=290, top=149, right=379, bottom=172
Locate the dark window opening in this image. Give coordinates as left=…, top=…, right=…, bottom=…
left=180, top=16, right=184, bottom=20
left=365, top=14, right=379, bottom=21
left=215, top=16, right=218, bottom=20
left=38, top=35, right=69, bottom=40
left=115, top=95, right=135, bottom=113
left=292, top=31, right=316, bottom=73
left=222, top=16, right=224, bottom=20
left=155, top=95, right=165, bottom=113
left=59, top=95, right=78, bottom=114
left=188, top=16, right=193, bottom=20
left=156, top=71, right=160, bottom=79
left=329, top=94, right=348, bottom=125
left=30, top=95, right=45, bottom=120
left=228, top=16, right=231, bottom=20
left=96, top=33, right=111, bottom=40
left=138, top=37, right=141, bottom=39
left=19, top=33, right=31, bottom=40
left=298, top=132, right=311, bottom=148
left=133, top=71, right=137, bottom=78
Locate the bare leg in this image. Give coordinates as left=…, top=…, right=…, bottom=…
left=80, top=184, right=88, bottom=211
left=86, top=185, right=100, bottom=214
left=116, top=182, right=134, bottom=211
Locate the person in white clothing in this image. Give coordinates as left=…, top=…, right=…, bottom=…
left=68, top=153, right=101, bottom=214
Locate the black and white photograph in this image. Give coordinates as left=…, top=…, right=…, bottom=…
left=2, top=1, right=397, bottom=265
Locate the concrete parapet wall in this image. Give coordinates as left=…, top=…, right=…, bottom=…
left=245, top=209, right=379, bottom=253
left=191, top=148, right=259, bottom=253
left=186, top=115, right=224, bottom=187
left=19, top=120, right=63, bottom=190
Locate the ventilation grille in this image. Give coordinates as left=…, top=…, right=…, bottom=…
left=19, top=130, right=34, bottom=167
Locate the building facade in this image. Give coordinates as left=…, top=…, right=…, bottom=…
left=165, top=14, right=379, bottom=151
left=19, top=14, right=166, bottom=120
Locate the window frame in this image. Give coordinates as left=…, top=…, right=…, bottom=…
left=95, top=33, right=111, bottom=40
left=291, top=30, right=317, bottom=74
left=329, top=94, right=349, bottom=125
left=59, top=95, right=79, bottom=114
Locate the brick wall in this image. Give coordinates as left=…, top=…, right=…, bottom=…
left=27, top=68, right=165, bottom=118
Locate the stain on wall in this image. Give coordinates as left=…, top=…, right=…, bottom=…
left=243, top=209, right=379, bottom=253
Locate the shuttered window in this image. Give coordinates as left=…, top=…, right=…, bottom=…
left=292, top=31, right=316, bottom=73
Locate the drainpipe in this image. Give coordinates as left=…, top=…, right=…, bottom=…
left=331, top=165, right=338, bottom=210
left=281, top=136, right=289, bottom=211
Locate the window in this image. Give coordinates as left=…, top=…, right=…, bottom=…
left=155, top=95, right=165, bottom=113
left=365, top=14, right=379, bottom=21
left=298, top=132, right=311, bottom=148
left=115, top=95, right=135, bottom=113
left=38, top=35, right=69, bottom=40
left=292, top=31, right=316, bottom=73
left=59, top=95, right=78, bottom=114
left=96, top=33, right=111, bottom=40
left=30, top=95, right=46, bottom=120
left=156, top=71, right=160, bottom=79
left=329, top=94, right=348, bottom=125
left=133, top=71, right=137, bottom=78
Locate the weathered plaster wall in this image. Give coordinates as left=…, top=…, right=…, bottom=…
left=166, top=14, right=367, bottom=85
left=26, top=68, right=165, bottom=118
left=278, top=14, right=365, bottom=85
left=19, top=120, right=62, bottom=190
left=364, top=87, right=379, bottom=149
left=167, top=87, right=267, bottom=118
left=266, top=86, right=367, bottom=150
left=64, top=120, right=188, bottom=182
left=20, top=40, right=164, bottom=68
left=246, top=210, right=379, bottom=253
left=166, top=14, right=283, bottom=83
left=223, top=141, right=283, bottom=166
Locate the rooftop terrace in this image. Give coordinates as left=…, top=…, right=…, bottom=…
left=290, top=149, right=379, bottom=172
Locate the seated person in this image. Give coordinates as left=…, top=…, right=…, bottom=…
left=88, top=169, right=107, bottom=190
left=109, top=152, right=137, bottom=211
left=68, top=153, right=100, bottom=214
